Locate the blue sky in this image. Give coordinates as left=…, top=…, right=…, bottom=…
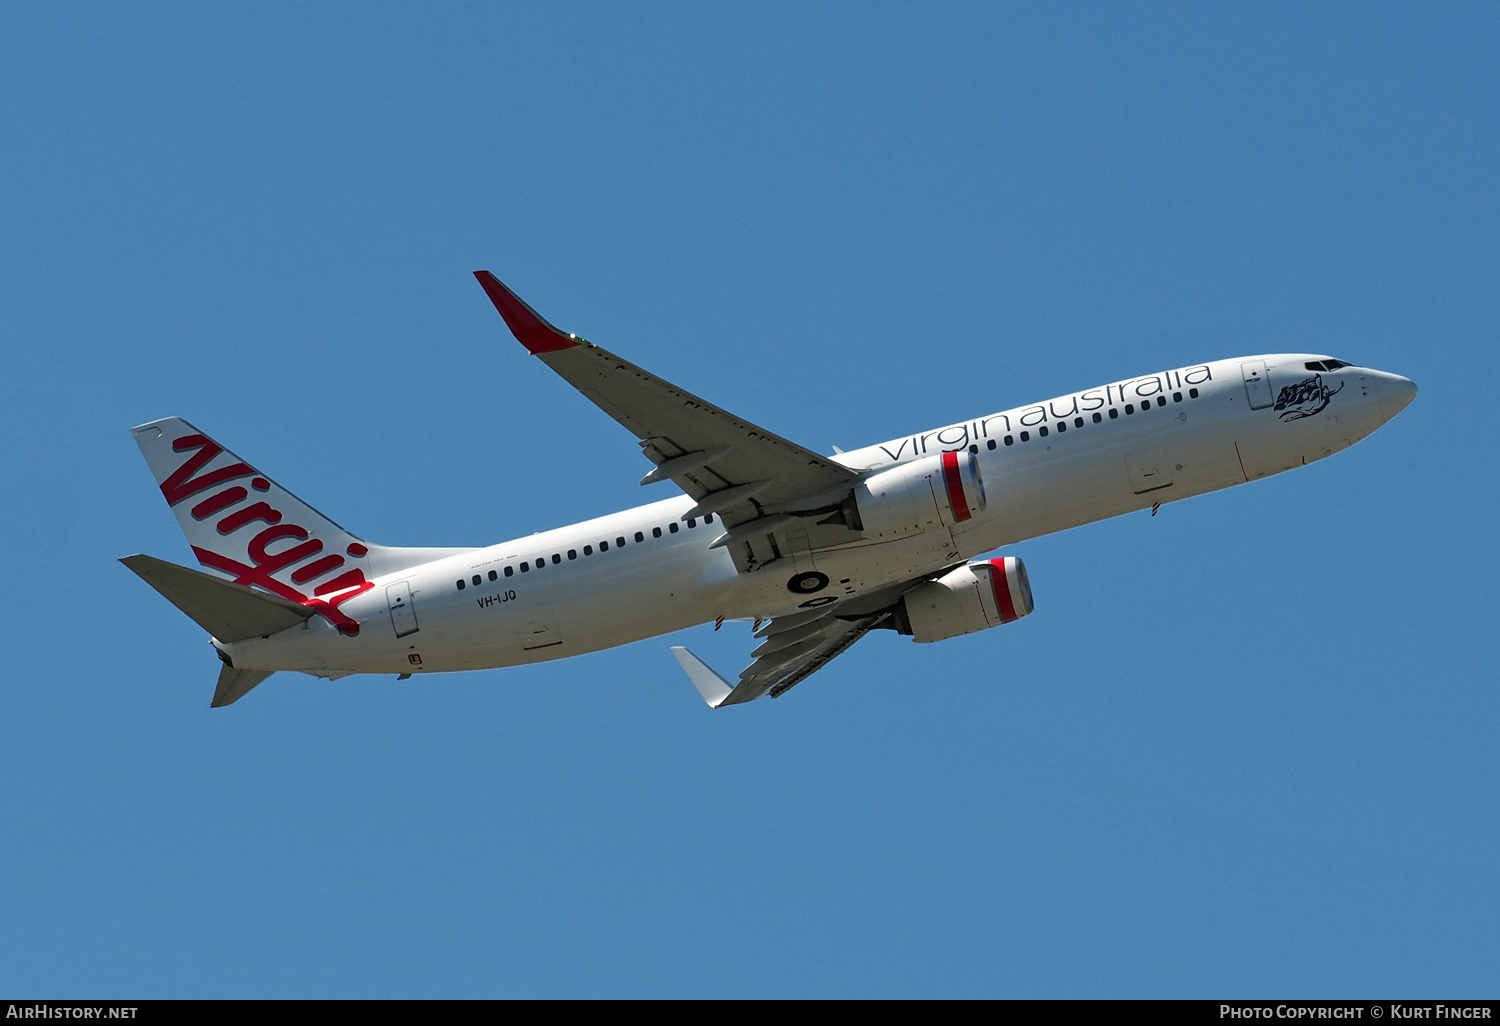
left=1, top=3, right=1496, bottom=997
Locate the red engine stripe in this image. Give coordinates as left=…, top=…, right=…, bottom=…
left=990, top=558, right=1018, bottom=622
left=941, top=451, right=972, bottom=522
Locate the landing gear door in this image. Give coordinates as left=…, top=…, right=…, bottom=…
left=1242, top=361, right=1274, bottom=409
left=386, top=581, right=420, bottom=638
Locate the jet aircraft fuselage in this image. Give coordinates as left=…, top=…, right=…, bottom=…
left=125, top=275, right=1416, bottom=707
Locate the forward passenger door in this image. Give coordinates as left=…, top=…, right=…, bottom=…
left=1242, top=361, right=1274, bottom=409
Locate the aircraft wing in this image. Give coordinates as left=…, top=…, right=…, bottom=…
left=475, top=272, right=858, bottom=528
left=668, top=565, right=971, bottom=706
left=672, top=607, right=890, bottom=707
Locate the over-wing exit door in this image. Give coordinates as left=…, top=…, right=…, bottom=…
left=387, top=582, right=420, bottom=638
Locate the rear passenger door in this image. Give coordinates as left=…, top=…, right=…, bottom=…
left=386, top=581, right=420, bottom=638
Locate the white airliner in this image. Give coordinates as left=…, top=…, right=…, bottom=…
left=123, top=272, right=1417, bottom=707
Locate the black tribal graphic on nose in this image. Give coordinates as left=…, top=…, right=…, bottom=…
left=1274, top=374, right=1344, bottom=421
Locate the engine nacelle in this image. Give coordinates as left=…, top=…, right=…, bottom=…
left=851, top=451, right=986, bottom=539
left=896, top=557, right=1034, bottom=643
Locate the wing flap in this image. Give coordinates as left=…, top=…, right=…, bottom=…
left=724, top=613, right=884, bottom=704
left=678, top=610, right=886, bottom=707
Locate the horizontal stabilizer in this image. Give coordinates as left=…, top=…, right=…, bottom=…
left=122, top=553, right=313, bottom=642
left=213, top=665, right=274, bottom=707
left=670, top=647, right=733, bottom=708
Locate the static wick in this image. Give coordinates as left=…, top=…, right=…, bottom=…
left=1151, top=502, right=1161, bottom=516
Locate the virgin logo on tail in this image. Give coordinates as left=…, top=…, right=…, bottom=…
left=162, top=434, right=373, bottom=635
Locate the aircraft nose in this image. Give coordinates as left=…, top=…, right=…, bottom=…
left=1379, top=374, right=1418, bottom=420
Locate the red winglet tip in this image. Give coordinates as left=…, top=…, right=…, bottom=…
left=472, top=271, right=580, bottom=354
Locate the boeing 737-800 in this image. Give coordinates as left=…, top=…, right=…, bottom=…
left=123, top=272, right=1417, bottom=707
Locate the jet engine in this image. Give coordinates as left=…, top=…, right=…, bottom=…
left=850, top=451, right=986, bottom=539
left=895, top=557, right=1033, bottom=643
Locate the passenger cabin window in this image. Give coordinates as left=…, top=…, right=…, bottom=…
left=669, top=522, right=679, bottom=533
left=1125, top=404, right=1135, bottom=414
left=1109, top=408, right=1119, bottom=419
left=653, top=527, right=662, bottom=538
left=704, top=514, right=714, bottom=524
left=1157, top=396, right=1166, bottom=407
left=987, top=439, right=997, bottom=449
left=1020, top=431, right=1030, bottom=441
left=616, top=536, right=626, bottom=547
left=1189, top=388, right=1199, bottom=398
left=635, top=531, right=644, bottom=542
left=520, top=562, right=529, bottom=572
left=969, top=444, right=978, bottom=454
left=599, top=540, right=609, bottom=551
left=1039, top=426, right=1049, bottom=437
left=1173, top=392, right=1182, bottom=402
left=488, top=570, right=498, bottom=581
left=686, top=519, right=696, bottom=528
left=552, top=554, right=561, bottom=564
left=1004, top=436, right=1014, bottom=446
left=504, top=566, right=514, bottom=577
left=1093, top=412, right=1102, bottom=423
left=568, top=549, right=577, bottom=560
left=471, top=575, right=481, bottom=586
left=584, top=545, right=593, bottom=555
left=456, top=579, right=465, bottom=590
left=1074, top=417, right=1084, bottom=427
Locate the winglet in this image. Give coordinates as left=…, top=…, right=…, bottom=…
left=671, top=646, right=733, bottom=708
left=473, top=271, right=580, bottom=354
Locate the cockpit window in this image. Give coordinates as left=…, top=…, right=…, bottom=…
left=1306, top=359, right=1351, bottom=372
